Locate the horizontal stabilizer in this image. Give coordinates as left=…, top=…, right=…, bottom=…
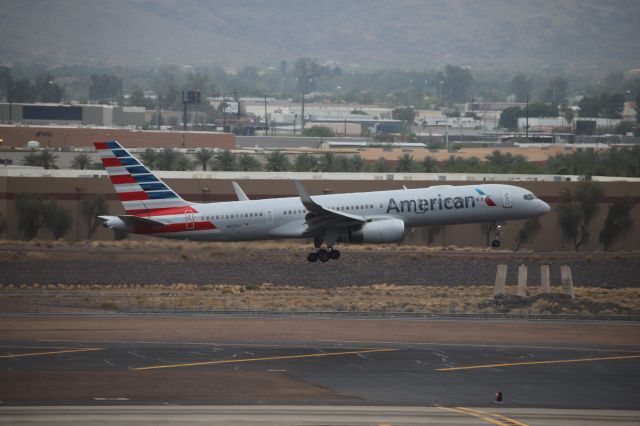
left=113, top=215, right=165, bottom=228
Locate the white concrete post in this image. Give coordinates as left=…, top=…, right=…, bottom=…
left=560, top=265, right=575, bottom=298
left=540, top=264, right=551, bottom=293
left=517, top=264, right=528, bottom=297
left=494, top=264, right=507, bottom=298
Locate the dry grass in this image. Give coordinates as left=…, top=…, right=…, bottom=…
left=0, top=283, right=638, bottom=316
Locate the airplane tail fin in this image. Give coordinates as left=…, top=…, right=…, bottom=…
left=94, top=141, right=191, bottom=215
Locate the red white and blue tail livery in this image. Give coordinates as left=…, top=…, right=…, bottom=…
left=96, top=141, right=550, bottom=262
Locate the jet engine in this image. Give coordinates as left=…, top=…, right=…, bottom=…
left=347, top=218, right=405, bottom=244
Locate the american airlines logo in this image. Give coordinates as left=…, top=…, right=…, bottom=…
left=386, top=188, right=496, bottom=214
left=386, top=194, right=477, bottom=214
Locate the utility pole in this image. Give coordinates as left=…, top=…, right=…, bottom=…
left=222, top=92, right=226, bottom=129
left=525, top=91, right=529, bottom=141
left=264, top=95, right=268, bottom=136
left=301, top=84, right=306, bottom=131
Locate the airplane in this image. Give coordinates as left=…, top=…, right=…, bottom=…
left=95, top=141, right=550, bottom=262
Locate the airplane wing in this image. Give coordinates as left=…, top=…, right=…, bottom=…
left=294, top=180, right=366, bottom=235
left=231, top=181, right=249, bottom=201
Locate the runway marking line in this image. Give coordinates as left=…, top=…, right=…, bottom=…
left=0, top=347, right=104, bottom=359
left=439, top=406, right=529, bottom=426
left=133, top=348, right=396, bottom=371
left=436, top=354, right=640, bottom=371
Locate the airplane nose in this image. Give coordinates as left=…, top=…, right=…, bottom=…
left=540, top=200, right=551, bottom=214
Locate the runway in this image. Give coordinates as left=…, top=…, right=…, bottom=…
left=0, top=316, right=639, bottom=424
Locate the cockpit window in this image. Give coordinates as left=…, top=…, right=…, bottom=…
left=523, top=193, right=536, bottom=200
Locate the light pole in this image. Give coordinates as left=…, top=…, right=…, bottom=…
left=408, top=79, right=413, bottom=106
left=201, top=187, right=209, bottom=203
left=439, top=80, right=444, bottom=106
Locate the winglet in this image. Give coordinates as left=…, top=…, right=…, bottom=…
left=232, top=181, right=249, bottom=201
left=294, top=180, right=322, bottom=214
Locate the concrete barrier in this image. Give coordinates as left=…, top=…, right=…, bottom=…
left=561, top=265, right=575, bottom=298
left=494, top=264, right=507, bottom=298
left=540, top=265, right=551, bottom=293
left=517, top=264, right=528, bottom=297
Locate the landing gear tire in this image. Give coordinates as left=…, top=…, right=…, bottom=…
left=318, top=249, right=330, bottom=263
left=491, top=239, right=501, bottom=248
left=329, top=249, right=341, bottom=260
left=307, top=252, right=319, bottom=263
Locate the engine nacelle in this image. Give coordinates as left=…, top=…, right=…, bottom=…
left=348, top=218, right=405, bottom=244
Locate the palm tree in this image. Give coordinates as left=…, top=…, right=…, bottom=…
left=318, top=152, right=336, bottom=172
left=294, top=153, right=317, bottom=172
left=212, top=150, right=237, bottom=171
left=238, top=153, right=261, bottom=171
left=155, top=148, right=178, bottom=170
left=395, top=153, right=415, bottom=172
left=372, top=157, right=389, bottom=172
left=71, top=153, right=92, bottom=170
left=174, top=154, right=194, bottom=171
left=193, top=148, right=214, bottom=171
left=421, top=156, right=438, bottom=172
left=265, top=151, right=290, bottom=171
left=21, top=152, right=41, bottom=167
left=21, top=151, right=58, bottom=169
left=139, top=148, right=158, bottom=169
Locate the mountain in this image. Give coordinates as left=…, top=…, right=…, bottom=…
left=1, top=0, right=639, bottom=70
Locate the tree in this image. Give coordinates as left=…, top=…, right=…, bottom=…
left=372, top=157, right=389, bottom=172
left=514, top=217, right=541, bottom=252
left=16, top=194, right=44, bottom=240
left=318, top=152, right=337, bottom=172
left=237, top=153, right=261, bottom=171
left=439, top=65, right=474, bottom=103
left=9, top=78, right=35, bottom=102
left=302, top=126, right=336, bottom=137
left=392, top=107, right=416, bottom=123
left=557, top=181, right=603, bottom=251
left=89, top=74, right=121, bottom=103
left=395, top=153, right=415, bottom=172
left=155, top=148, right=179, bottom=170
left=34, top=73, right=63, bottom=103
left=578, top=93, right=624, bottom=118
left=42, top=201, right=72, bottom=239
left=294, top=153, right=318, bottom=172
left=193, top=148, right=214, bottom=171
left=265, top=151, right=290, bottom=171
left=599, top=196, right=634, bottom=251
left=542, top=77, right=569, bottom=104
left=636, top=94, right=640, bottom=124
left=139, top=148, right=157, bottom=169
left=128, top=89, right=152, bottom=108
left=421, top=156, right=438, bottom=173
left=71, top=153, right=93, bottom=170
left=21, top=151, right=58, bottom=169
left=82, top=195, right=109, bottom=239
left=174, top=154, right=193, bottom=171
left=510, top=74, right=533, bottom=103
left=499, top=107, right=522, bottom=130
left=212, top=150, right=237, bottom=171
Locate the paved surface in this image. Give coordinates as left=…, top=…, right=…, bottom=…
left=1, top=406, right=639, bottom=425
left=1, top=246, right=639, bottom=287
left=0, top=317, right=639, bottom=411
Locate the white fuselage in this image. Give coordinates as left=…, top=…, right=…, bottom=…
left=130, top=183, right=549, bottom=242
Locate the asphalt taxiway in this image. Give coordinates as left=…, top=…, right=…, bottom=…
left=0, top=316, right=638, bottom=425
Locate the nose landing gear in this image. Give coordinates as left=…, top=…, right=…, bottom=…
left=490, top=221, right=502, bottom=248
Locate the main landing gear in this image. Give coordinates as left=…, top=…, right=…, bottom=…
left=307, top=248, right=341, bottom=263
left=307, top=236, right=341, bottom=263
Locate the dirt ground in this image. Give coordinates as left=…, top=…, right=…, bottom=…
left=2, top=316, right=639, bottom=347
left=1, top=241, right=639, bottom=288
